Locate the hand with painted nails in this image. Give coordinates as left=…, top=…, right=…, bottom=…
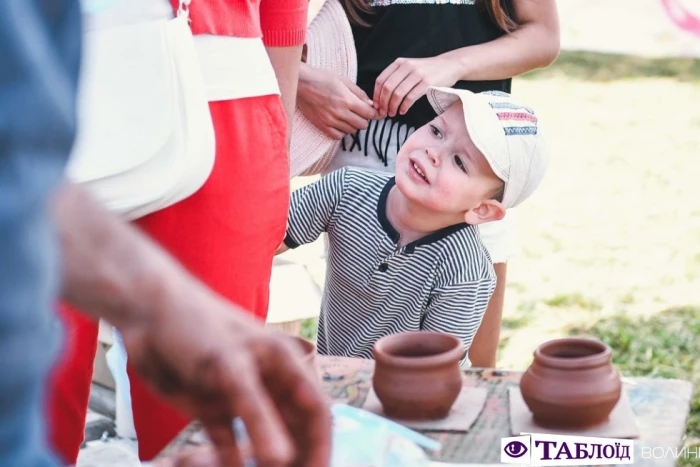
left=373, top=55, right=460, bottom=120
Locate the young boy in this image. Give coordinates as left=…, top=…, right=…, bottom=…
left=279, top=87, right=549, bottom=366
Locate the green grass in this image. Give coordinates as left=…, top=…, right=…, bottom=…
left=544, top=292, right=601, bottom=310
left=522, top=50, right=700, bottom=82
left=501, top=315, right=532, bottom=330
left=301, top=317, right=318, bottom=341
left=570, top=307, right=700, bottom=465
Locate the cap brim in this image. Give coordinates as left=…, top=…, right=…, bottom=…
left=426, top=86, right=470, bottom=116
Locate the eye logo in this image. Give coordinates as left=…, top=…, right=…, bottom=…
left=500, top=435, right=531, bottom=464
left=503, top=440, right=528, bottom=458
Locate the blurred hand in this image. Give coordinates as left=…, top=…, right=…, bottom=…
left=373, top=55, right=460, bottom=119
left=154, top=446, right=227, bottom=467
left=119, top=283, right=332, bottom=467
left=298, top=65, right=377, bottom=140
left=54, top=184, right=332, bottom=466
left=153, top=446, right=218, bottom=467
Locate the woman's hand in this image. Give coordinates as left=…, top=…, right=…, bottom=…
left=373, top=55, right=460, bottom=119
left=298, top=64, right=377, bottom=140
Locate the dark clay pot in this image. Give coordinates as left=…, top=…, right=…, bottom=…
left=372, top=331, right=464, bottom=421
left=520, top=337, right=622, bottom=429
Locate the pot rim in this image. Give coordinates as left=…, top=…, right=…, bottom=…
left=372, top=331, right=465, bottom=369
left=534, top=337, right=612, bottom=370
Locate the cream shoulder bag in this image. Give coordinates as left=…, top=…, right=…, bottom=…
left=67, top=0, right=215, bottom=221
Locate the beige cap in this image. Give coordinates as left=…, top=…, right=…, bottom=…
left=426, top=87, right=550, bottom=209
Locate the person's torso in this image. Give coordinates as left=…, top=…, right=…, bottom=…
left=316, top=168, right=492, bottom=359
left=352, top=0, right=512, bottom=129
left=80, top=0, right=279, bottom=101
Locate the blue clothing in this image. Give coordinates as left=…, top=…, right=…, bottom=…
left=0, top=1, right=81, bottom=465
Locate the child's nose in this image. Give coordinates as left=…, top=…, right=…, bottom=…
left=426, top=148, right=440, bottom=166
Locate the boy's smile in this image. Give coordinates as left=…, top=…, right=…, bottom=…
left=409, top=159, right=429, bottom=184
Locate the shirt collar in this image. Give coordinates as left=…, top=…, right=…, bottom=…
left=376, top=177, right=469, bottom=252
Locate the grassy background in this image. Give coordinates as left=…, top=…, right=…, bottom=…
left=570, top=307, right=700, bottom=466
left=501, top=51, right=700, bottom=459
left=290, top=50, right=700, bottom=460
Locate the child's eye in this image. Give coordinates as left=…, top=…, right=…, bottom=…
left=429, top=124, right=442, bottom=138
left=453, top=155, right=468, bottom=173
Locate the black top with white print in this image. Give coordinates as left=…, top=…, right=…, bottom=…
left=351, top=0, right=515, bottom=129
left=284, top=167, right=496, bottom=367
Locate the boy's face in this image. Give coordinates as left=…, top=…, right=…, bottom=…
left=395, top=103, right=506, bottom=225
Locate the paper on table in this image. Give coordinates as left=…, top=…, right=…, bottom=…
left=362, top=386, right=487, bottom=432
left=509, top=387, right=640, bottom=438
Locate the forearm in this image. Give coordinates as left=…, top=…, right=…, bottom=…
left=267, top=45, right=304, bottom=147
left=51, top=183, right=194, bottom=330
left=297, top=61, right=313, bottom=102
left=446, top=21, right=559, bottom=82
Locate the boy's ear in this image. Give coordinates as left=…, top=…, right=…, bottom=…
left=464, top=200, right=506, bottom=225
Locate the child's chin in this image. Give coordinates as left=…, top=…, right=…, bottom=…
left=395, top=177, right=424, bottom=203
left=394, top=173, right=412, bottom=193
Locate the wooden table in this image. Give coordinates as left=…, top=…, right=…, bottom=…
left=160, top=356, right=694, bottom=466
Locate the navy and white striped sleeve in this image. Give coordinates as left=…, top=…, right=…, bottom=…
left=421, top=278, right=496, bottom=367
left=284, top=168, right=347, bottom=249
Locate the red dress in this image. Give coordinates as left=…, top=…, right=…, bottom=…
left=48, top=0, right=307, bottom=462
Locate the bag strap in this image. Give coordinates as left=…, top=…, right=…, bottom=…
left=177, top=0, right=192, bottom=21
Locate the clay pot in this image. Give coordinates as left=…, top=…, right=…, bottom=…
left=520, top=337, right=622, bottom=429
left=372, top=331, right=465, bottom=421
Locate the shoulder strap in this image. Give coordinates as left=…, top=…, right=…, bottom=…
left=177, top=0, right=192, bottom=19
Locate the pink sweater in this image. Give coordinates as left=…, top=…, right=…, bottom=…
left=169, top=0, right=308, bottom=47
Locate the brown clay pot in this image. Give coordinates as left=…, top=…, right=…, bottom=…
left=520, top=337, right=622, bottom=429
left=372, top=331, right=465, bottom=421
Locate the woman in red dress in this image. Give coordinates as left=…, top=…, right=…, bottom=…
left=48, top=0, right=307, bottom=462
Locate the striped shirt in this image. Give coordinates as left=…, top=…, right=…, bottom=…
left=284, top=168, right=496, bottom=367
